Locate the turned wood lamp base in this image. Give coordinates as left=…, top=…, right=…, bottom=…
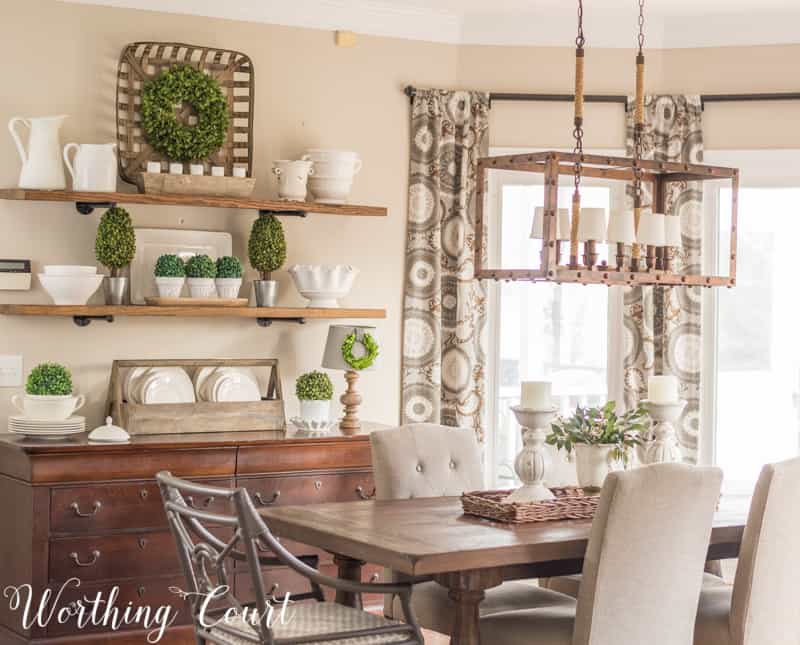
left=338, top=370, right=362, bottom=436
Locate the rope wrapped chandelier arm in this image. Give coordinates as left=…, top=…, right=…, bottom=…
left=569, top=0, right=586, bottom=269
left=631, top=0, right=647, bottom=270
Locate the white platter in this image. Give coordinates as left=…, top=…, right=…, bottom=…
left=139, top=367, right=195, bottom=405
left=194, top=367, right=260, bottom=402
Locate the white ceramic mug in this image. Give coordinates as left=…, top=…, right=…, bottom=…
left=63, top=142, right=117, bottom=192
left=273, top=160, right=314, bottom=201
left=12, top=393, right=85, bottom=420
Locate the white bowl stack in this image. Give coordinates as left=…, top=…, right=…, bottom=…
left=304, top=150, right=362, bottom=204
left=39, top=266, right=103, bottom=305
left=288, top=264, right=358, bottom=308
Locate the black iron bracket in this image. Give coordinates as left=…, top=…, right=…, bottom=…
left=73, top=315, right=114, bottom=327
left=256, top=317, right=306, bottom=328
left=259, top=209, right=307, bottom=218
left=75, top=201, right=117, bottom=215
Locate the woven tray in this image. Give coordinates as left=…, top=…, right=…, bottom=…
left=461, top=487, right=600, bottom=524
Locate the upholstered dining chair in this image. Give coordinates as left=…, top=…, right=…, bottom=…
left=479, top=462, right=723, bottom=645
left=156, top=471, right=425, bottom=645
left=694, top=457, right=800, bottom=645
left=370, top=423, right=573, bottom=635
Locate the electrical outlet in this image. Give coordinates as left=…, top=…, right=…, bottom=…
left=0, top=355, right=23, bottom=387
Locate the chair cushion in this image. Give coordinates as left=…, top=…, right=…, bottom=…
left=393, top=580, right=574, bottom=635
left=480, top=602, right=578, bottom=645
left=210, top=602, right=411, bottom=644
left=694, top=585, right=733, bottom=645
left=545, top=571, right=728, bottom=601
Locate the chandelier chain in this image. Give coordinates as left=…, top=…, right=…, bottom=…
left=638, top=0, right=645, bottom=54
left=576, top=0, right=585, bottom=49
left=573, top=0, right=585, bottom=191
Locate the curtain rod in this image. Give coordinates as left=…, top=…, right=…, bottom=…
left=403, top=86, right=800, bottom=110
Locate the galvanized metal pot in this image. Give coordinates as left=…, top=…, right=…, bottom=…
left=254, top=280, right=278, bottom=307
left=104, top=276, right=128, bottom=305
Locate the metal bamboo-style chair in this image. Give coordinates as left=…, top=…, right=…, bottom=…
left=156, top=471, right=424, bottom=645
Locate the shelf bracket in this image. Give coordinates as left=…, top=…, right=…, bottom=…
left=75, top=201, right=117, bottom=215
left=256, top=317, right=307, bottom=328
left=73, top=315, right=115, bottom=327
left=259, top=208, right=307, bottom=218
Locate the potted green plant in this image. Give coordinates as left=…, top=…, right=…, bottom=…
left=153, top=254, right=186, bottom=298
left=95, top=206, right=136, bottom=304
left=11, top=363, right=85, bottom=420
left=248, top=213, right=286, bottom=306
left=295, top=370, right=334, bottom=422
left=215, top=256, right=243, bottom=299
left=184, top=254, right=217, bottom=298
left=546, top=401, right=648, bottom=489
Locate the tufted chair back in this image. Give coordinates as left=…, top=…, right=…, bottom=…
left=370, top=423, right=484, bottom=500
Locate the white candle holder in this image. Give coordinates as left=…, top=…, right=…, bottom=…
left=642, top=399, right=686, bottom=464
left=508, top=405, right=558, bottom=502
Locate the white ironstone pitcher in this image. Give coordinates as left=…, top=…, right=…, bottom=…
left=63, top=142, right=117, bottom=192
left=8, top=115, right=68, bottom=189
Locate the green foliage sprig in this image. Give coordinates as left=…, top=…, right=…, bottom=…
left=141, top=66, right=229, bottom=161
left=546, top=401, right=648, bottom=465
left=185, top=254, right=217, bottom=279
left=296, top=370, right=334, bottom=401
left=341, top=331, right=379, bottom=371
left=154, top=254, right=185, bottom=278
left=95, top=207, right=136, bottom=277
left=26, top=363, right=73, bottom=396
left=216, top=256, right=243, bottom=279
left=248, top=214, right=286, bottom=280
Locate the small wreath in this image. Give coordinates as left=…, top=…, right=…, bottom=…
left=341, top=331, right=379, bottom=371
left=141, top=66, right=229, bottom=162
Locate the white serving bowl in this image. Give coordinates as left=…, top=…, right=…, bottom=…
left=38, top=273, right=104, bottom=305
left=307, top=177, right=354, bottom=204
left=288, top=264, right=358, bottom=308
left=304, top=149, right=359, bottom=162
left=43, top=265, right=97, bottom=276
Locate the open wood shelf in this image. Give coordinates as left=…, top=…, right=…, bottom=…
left=0, top=189, right=387, bottom=217
left=0, top=304, right=386, bottom=327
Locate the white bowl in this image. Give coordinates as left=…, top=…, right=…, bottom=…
left=311, top=159, right=361, bottom=179
left=305, top=149, right=359, bottom=162
left=38, top=274, right=104, bottom=305
left=288, top=264, right=358, bottom=308
left=308, top=177, right=354, bottom=204
left=44, top=265, right=97, bottom=276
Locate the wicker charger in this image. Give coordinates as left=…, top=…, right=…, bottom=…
left=461, top=487, right=600, bottom=524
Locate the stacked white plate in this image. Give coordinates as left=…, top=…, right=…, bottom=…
left=193, top=367, right=261, bottom=403
left=8, top=415, right=86, bottom=438
left=124, top=367, right=196, bottom=405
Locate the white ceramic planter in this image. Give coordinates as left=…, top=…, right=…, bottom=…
left=574, top=444, right=623, bottom=490
left=155, top=276, right=185, bottom=298
left=299, top=400, right=330, bottom=423
left=187, top=278, right=217, bottom=298
left=273, top=159, right=313, bottom=201
left=215, top=278, right=242, bottom=299
left=288, top=264, right=358, bottom=308
left=11, top=393, right=85, bottom=420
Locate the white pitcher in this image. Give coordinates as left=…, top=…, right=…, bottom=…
left=63, top=142, right=117, bottom=192
left=8, top=115, right=68, bottom=189
left=273, top=159, right=314, bottom=201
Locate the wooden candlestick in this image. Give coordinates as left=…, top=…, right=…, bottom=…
left=615, top=242, right=626, bottom=271
left=664, top=247, right=675, bottom=273
left=583, top=240, right=599, bottom=270
left=339, top=370, right=362, bottom=436
left=646, top=244, right=657, bottom=270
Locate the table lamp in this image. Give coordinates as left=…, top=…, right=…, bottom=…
left=322, top=324, right=379, bottom=436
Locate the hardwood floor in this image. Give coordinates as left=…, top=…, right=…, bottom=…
left=423, top=629, right=450, bottom=644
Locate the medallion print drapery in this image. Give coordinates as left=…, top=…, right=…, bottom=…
left=401, top=89, right=490, bottom=440
left=623, top=95, right=704, bottom=462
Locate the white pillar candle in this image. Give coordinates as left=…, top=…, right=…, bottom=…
left=189, top=163, right=204, bottom=176
left=232, top=167, right=247, bottom=178
left=211, top=166, right=225, bottom=177
left=146, top=161, right=162, bottom=174
left=521, top=381, right=552, bottom=409
left=169, top=162, right=184, bottom=175
left=648, top=375, right=679, bottom=403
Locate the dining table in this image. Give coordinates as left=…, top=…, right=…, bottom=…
left=260, top=496, right=747, bottom=645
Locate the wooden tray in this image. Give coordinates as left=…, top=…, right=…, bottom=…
left=461, top=487, right=600, bottom=524
left=145, top=297, right=248, bottom=307
left=139, top=173, right=256, bottom=198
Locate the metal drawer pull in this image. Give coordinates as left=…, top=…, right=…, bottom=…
left=185, top=495, right=215, bottom=510
left=355, top=486, right=376, bottom=500
left=314, top=480, right=322, bottom=490
left=370, top=573, right=380, bottom=583
left=69, top=501, right=102, bottom=517
left=253, top=491, right=280, bottom=506
left=267, top=583, right=280, bottom=597
left=137, top=586, right=146, bottom=598
left=70, top=550, right=100, bottom=567
left=139, top=489, right=149, bottom=500
left=138, top=538, right=148, bottom=550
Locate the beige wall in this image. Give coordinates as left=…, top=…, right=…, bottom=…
left=1, top=1, right=798, bottom=430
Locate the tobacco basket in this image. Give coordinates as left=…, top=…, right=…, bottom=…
left=461, top=487, right=600, bottom=524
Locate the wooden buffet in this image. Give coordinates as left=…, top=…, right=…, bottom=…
left=0, top=429, right=383, bottom=644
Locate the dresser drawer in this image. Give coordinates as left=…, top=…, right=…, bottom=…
left=235, top=563, right=337, bottom=604
left=238, top=472, right=375, bottom=510
left=50, top=478, right=234, bottom=534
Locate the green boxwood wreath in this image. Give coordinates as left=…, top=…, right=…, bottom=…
left=141, top=65, right=229, bottom=162
left=341, top=331, right=379, bottom=371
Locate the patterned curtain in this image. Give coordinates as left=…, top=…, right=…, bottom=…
left=623, top=95, right=704, bottom=463
left=401, top=89, right=490, bottom=441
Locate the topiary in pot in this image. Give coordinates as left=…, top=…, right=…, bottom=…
left=215, top=256, right=243, bottom=299
left=153, top=254, right=186, bottom=298
left=184, top=254, right=218, bottom=298
left=12, top=363, right=85, bottom=420
left=295, top=370, right=333, bottom=424
left=95, top=206, right=136, bottom=304
left=248, top=214, right=286, bottom=306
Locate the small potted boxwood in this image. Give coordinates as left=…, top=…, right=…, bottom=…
left=95, top=206, right=136, bottom=304
left=153, top=254, right=186, bottom=298
left=215, top=256, right=243, bottom=299
left=248, top=213, right=286, bottom=306
left=11, top=363, right=85, bottom=420
left=295, top=370, right=333, bottom=422
left=184, top=254, right=217, bottom=298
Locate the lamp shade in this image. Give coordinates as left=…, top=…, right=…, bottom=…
left=664, top=215, right=682, bottom=247
left=637, top=211, right=666, bottom=246
left=530, top=207, right=570, bottom=240
left=322, top=325, right=379, bottom=372
left=577, top=207, right=607, bottom=242
left=607, top=210, right=636, bottom=245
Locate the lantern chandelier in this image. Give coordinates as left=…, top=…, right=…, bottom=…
left=474, top=0, right=739, bottom=288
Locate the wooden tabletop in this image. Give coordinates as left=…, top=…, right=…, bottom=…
left=261, top=496, right=747, bottom=577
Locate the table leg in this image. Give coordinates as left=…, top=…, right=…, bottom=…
left=434, top=569, right=503, bottom=645
left=705, top=559, right=724, bottom=577
left=333, top=553, right=364, bottom=609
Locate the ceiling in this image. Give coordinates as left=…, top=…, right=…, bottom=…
left=61, top=0, right=800, bottom=48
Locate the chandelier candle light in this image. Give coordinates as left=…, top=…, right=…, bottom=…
left=531, top=207, right=571, bottom=265
left=643, top=374, right=686, bottom=464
